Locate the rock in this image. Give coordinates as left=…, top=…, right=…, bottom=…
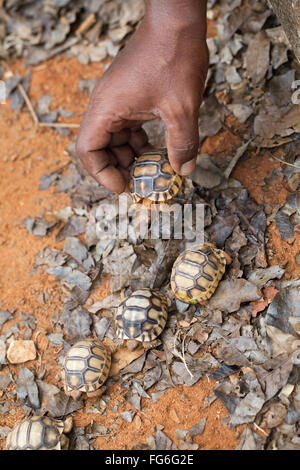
left=7, top=340, right=36, bottom=364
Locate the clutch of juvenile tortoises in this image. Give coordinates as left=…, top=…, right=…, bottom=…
left=115, top=288, right=168, bottom=349
left=62, top=339, right=111, bottom=399
left=129, top=149, right=182, bottom=204
left=6, top=416, right=71, bottom=450
left=171, top=242, right=227, bottom=304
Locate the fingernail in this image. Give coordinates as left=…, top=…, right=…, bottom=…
left=179, top=159, right=196, bottom=176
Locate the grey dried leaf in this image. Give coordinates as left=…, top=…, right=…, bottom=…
left=64, top=285, right=91, bottom=309
left=241, top=8, right=271, bottom=34
left=47, top=332, right=64, bottom=345
left=247, top=265, right=285, bottom=288
left=172, top=358, right=205, bottom=387
left=271, top=43, right=288, bottom=69
left=37, top=380, right=60, bottom=409
left=260, top=402, right=287, bottom=428
left=214, top=380, right=241, bottom=415
left=4, top=74, right=21, bottom=96
left=191, top=154, right=223, bottom=188
left=34, top=247, right=68, bottom=268
left=47, top=390, right=84, bottom=418
left=0, top=340, right=6, bottom=364
left=176, top=428, right=188, bottom=440
left=268, top=70, right=296, bottom=107
left=124, top=392, right=141, bottom=411
left=198, top=95, right=224, bottom=140
left=120, top=353, right=146, bottom=375
left=78, top=78, right=97, bottom=96
left=219, top=5, right=252, bottom=44
left=10, top=70, right=31, bottom=111
left=236, top=426, right=265, bottom=450
left=24, top=217, right=57, bottom=237
left=189, top=418, right=206, bottom=438
left=207, top=214, right=236, bottom=249
left=57, top=165, right=81, bottom=193
left=61, top=306, right=92, bottom=340
left=209, top=364, right=240, bottom=381
left=71, top=434, right=90, bottom=450
left=244, top=31, right=270, bottom=85
left=229, top=337, right=258, bottom=353
left=36, top=94, right=53, bottom=115
left=206, top=279, right=261, bottom=313
left=179, top=440, right=199, bottom=450
left=89, top=424, right=111, bottom=437
left=142, top=365, right=162, bottom=390
left=155, top=430, right=177, bottom=450
left=120, top=410, right=136, bottom=423
left=227, top=103, right=253, bottom=123
left=132, top=380, right=150, bottom=399
left=275, top=207, right=295, bottom=241
left=46, top=266, right=92, bottom=291
left=254, top=354, right=294, bottom=401
left=88, top=294, right=121, bottom=313
left=0, top=310, right=13, bottom=330
left=215, top=345, right=250, bottom=367
left=94, top=317, right=111, bottom=341
left=0, top=373, right=11, bottom=390
left=64, top=236, right=88, bottom=265
left=45, top=21, right=70, bottom=49
left=56, top=216, right=87, bottom=242
left=266, top=287, right=300, bottom=336
left=16, top=367, right=40, bottom=409
left=230, top=372, right=265, bottom=426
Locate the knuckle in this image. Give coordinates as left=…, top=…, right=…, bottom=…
left=162, top=99, right=199, bottom=124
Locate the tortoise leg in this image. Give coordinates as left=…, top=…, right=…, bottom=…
left=86, top=385, right=106, bottom=399
left=142, top=339, right=162, bottom=350
left=70, top=390, right=82, bottom=401
left=60, top=434, right=70, bottom=450
left=127, top=339, right=140, bottom=351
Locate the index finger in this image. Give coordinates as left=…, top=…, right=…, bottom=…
left=76, top=110, right=128, bottom=194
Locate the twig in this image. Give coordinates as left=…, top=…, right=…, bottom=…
left=272, top=155, right=300, bottom=169
left=76, top=13, right=96, bottom=36
left=39, top=122, right=80, bottom=129
left=173, top=329, right=194, bottom=379
left=17, top=83, right=39, bottom=126
left=253, top=422, right=268, bottom=437
left=223, top=139, right=252, bottom=179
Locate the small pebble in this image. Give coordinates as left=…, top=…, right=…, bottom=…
left=7, top=340, right=36, bottom=364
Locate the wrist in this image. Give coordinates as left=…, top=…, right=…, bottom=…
left=145, top=0, right=207, bottom=29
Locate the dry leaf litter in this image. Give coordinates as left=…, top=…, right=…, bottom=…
left=0, top=0, right=300, bottom=450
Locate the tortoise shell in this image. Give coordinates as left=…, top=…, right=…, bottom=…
left=6, top=416, right=64, bottom=450
left=129, top=150, right=182, bottom=203
left=115, top=289, right=168, bottom=342
left=171, top=243, right=226, bottom=304
left=62, top=339, right=111, bottom=394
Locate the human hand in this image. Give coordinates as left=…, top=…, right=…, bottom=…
left=76, top=0, right=209, bottom=193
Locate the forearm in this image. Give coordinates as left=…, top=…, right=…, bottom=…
left=145, top=0, right=208, bottom=37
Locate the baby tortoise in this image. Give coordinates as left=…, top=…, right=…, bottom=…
left=129, top=149, right=182, bottom=205
left=115, top=288, right=169, bottom=350
left=6, top=416, right=72, bottom=450
left=171, top=242, right=227, bottom=304
left=62, top=339, right=111, bottom=400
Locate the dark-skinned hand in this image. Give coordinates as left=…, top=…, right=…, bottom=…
left=76, top=0, right=209, bottom=194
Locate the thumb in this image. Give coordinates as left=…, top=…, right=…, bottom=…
left=162, top=107, right=199, bottom=175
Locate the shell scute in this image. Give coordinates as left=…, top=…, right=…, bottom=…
left=63, top=339, right=111, bottom=394
left=6, top=416, right=62, bottom=450
left=116, top=288, right=168, bottom=342
left=130, top=150, right=182, bottom=203
left=171, top=243, right=227, bottom=304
